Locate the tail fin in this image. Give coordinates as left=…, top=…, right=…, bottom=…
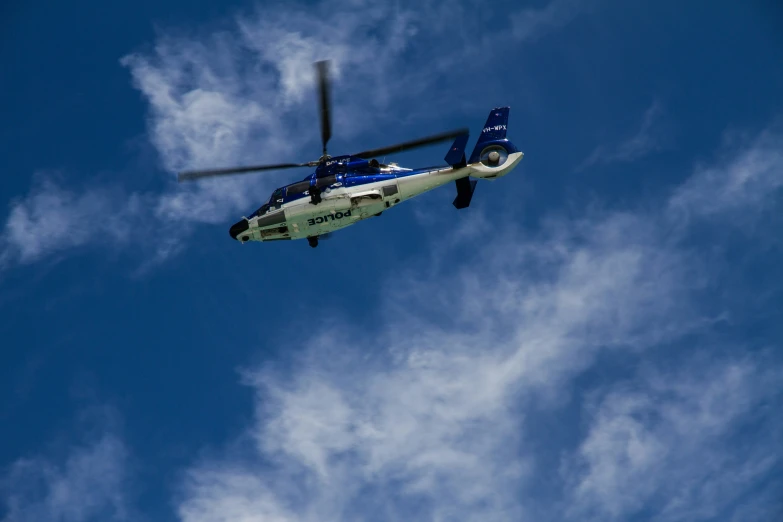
left=468, top=107, right=512, bottom=164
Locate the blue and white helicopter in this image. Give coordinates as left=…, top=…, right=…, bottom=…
left=178, top=61, right=524, bottom=248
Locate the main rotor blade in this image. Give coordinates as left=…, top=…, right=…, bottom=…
left=178, top=162, right=313, bottom=182
left=352, top=127, right=470, bottom=160
left=315, top=60, right=332, bottom=156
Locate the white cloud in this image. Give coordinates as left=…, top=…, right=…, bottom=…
left=0, top=176, right=186, bottom=271
left=119, top=0, right=486, bottom=179
left=563, top=355, right=783, bottom=521
left=175, top=124, right=783, bottom=521
left=512, top=0, right=588, bottom=42
left=669, top=124, right=783, bottom=221
left=1, top=433, right=129, bottom=522
left=578, top=100, right=666, bottom=170
left=0, top=176, right=142, bottom=266
left=177, top=468, right=296, bottom=522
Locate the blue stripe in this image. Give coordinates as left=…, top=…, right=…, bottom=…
left=247, top=162, right=451, bottom=218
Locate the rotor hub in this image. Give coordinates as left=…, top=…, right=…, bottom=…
left=488, top=150, right=500, bottom=164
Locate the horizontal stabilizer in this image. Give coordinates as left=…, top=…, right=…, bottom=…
left=453, top=177, right=477, bottom=209
left=444, top=134, right=469, bottom=167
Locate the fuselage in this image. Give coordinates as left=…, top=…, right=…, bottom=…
left=229, top=152, right=524, bottom=243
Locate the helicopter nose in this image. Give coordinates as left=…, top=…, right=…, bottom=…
left=229, top=219, right=250, bottom=241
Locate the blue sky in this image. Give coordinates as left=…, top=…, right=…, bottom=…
left=2, top=0, right=783, bottom=520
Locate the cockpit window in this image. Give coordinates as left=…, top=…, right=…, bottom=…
left=253, top=203, right=270, bottom=217
left=251, top=187, right=286, bottom=217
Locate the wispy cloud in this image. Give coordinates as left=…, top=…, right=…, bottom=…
left=512, top=0, right=589, bottom=42
left=0, top=175, right=142, bottom=267
left=120, top=0, right=485, bottom=178
left=174, top=123, right=783, bottom=520
left=669, top=123, right=783, bottom=220
left=563, top=354, right=783, bottom=521
left=0, top=175, right=187, bottom=272
left=578, top=101, right=666, bottom=170
left=1, top=424, right=129, bottom=522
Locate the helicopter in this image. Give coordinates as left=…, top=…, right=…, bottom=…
left=177, top=61, right=524, bottom=248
